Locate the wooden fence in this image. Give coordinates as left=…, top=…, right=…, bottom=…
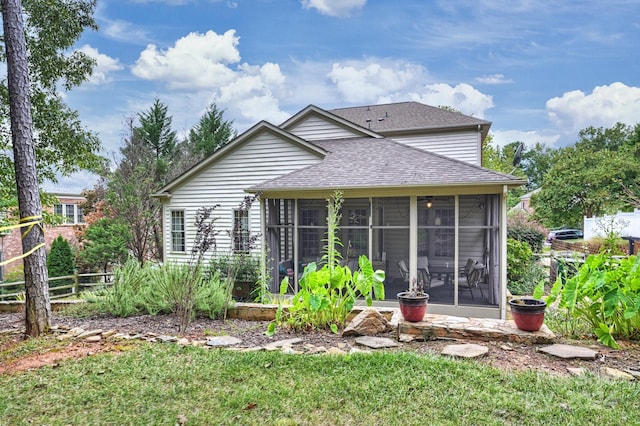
left=0, top=272, right=114, bottom=301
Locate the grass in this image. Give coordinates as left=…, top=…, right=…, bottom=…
left=1, top=341, right=639, bottom=425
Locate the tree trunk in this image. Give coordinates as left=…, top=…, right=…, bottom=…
left=2, top=0, right=51, bottom=336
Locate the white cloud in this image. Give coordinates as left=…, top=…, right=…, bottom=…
left=132, top=30, right=242, bottom=89
left=131, top=30, right=290, bottom=129
left=475, top=74, right=512, bottom=85
left=301, top=0, right=366, bottom=17
left=409, top=83, right=494, bottom=119
left=77, top=45, right=123, bottom=85
left=492, top=129, right=560, bottom=149
left=103, top=20, right=152, bottom=44
left=546, top=82, right=640, bottom=134
left=327, top=59, right=428, bottom=104
left=216, top=63, right=290, bottom=124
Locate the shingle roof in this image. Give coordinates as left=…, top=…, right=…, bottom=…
left=248, top=137, right=524, bottom=192
left=329, top=102, right=490, bottom=134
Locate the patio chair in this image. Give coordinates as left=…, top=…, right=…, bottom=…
left=397, top=259, right=409, bottom=282
left=417, top=256, right=432, bottom=291
left=461, top=258, right=485, bottom=301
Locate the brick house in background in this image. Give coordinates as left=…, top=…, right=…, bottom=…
left=1, top=193, right=86, bottom=279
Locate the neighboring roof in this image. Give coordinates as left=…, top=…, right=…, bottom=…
left=248, top=137, right=525, bottom=192
left=279, top=104, right=382, bottom=138
left=330, top=102, right=491, bottom=140
left=152, top=121, right=325, bottom=196
left=519, top=188, right=540, bottom=200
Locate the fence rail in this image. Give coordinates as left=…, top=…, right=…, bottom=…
left=0, top=272, right=114, bottom=301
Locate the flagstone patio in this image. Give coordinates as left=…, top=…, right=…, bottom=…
left=229, top=303, right=556, bottom=345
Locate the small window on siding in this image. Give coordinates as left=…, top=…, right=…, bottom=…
left=233, top=209, right=250, bottom=253
left=171, top=211, right=185, bottom=252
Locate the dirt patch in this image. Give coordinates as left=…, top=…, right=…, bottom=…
left=2, top=312, right=640, bottom=377
left=0, top=339, right=125, bottom=375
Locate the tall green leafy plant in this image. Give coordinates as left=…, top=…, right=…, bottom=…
left=267, top=191, right=385, bottom=335
left=534, top=252, right=640, bottom=348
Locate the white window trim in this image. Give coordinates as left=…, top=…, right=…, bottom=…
left=53, top=203, right=84, bottom=225
left=170, top=210, right=186, bottom=253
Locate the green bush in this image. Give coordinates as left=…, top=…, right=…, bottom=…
left=208, top=254, right=260, bottom=282
left=506, top=237, right=547, bottom=295
left=506, top=238, right=532, bottom=283
left=535, top=252, right=640, bottom=348
left=100, top=258, right=151, bottom=317
left=47, top=235, right=75, bottom=292
left=195, top=269, right=227, bottom=319
left=77, top=218, right=130, bottom=273
left=99, top=259, right=227, bottom=322
left=507, top=210, right=547, bottom=253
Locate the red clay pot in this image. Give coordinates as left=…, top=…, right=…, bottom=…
left=509, top=298, right=546, bottom=331
left=397, top=292, right=429, bottom=322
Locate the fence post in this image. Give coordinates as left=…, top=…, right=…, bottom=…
left=74, top=271, right=80, bottom=295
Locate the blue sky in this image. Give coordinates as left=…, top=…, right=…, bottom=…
left=54, top=0, right=640, bottom=191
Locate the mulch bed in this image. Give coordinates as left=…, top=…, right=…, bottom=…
left=2, top=311, right=640, bottom=378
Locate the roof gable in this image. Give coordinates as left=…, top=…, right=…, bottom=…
left=153, top=121, right=325, bottom=196
left=280, top=104, right=382, bottom=139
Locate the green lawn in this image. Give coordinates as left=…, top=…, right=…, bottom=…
left=1, top=343, right=639, bottom=425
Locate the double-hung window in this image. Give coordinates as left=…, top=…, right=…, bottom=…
left=233, top=209, right=250, bottom=253
left=53, top=203, right=84, bottom=225
left=171, top=211, right=186, bottom=252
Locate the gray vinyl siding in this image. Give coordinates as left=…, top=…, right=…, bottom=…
left=287, top=116, right=363, bottom=141
left=163, top=132, right=322, bottom=265
left=390, top=131, right=480, bottom=165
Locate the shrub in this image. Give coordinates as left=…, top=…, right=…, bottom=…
left=208, top=253, right=260, bottom=301
left=100, top=258, right=151, bottom=317
left=507, top=210, right=547, bottom=253
left=77, top=218, right=130, bottom=273
left=507, top=238, right=532, bottom=284
left=208, top=254, right=260, bottom=283
left=100, top=259, right=227, bottom=323
left=47, top=235, right=75, bottom=292
left=506, top=237, right=547, bottom=295
left=195, top=269, right=227, bottom=319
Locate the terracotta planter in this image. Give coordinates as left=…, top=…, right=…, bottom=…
left=509, top=298, right=546, bottom=331
left=397, top=292, right=429, bottom=322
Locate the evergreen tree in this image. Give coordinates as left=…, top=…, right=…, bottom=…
left=136, top=98, right=177, bottom=182
left=78, top=218, right=130, bottom=273
left=188, top=103, right=236, bottom=158
left=47, top=235, right=75, bottom=291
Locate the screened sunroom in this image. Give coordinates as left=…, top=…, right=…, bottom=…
left=259, top=192, right=506, bottom=319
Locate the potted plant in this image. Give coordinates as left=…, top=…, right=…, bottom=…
left=508, top=297, right=546, bottom=331
left=397, top=278, right=429, bottom=322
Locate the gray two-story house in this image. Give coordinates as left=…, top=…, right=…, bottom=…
left=153, top=102, right=525, bottom=319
